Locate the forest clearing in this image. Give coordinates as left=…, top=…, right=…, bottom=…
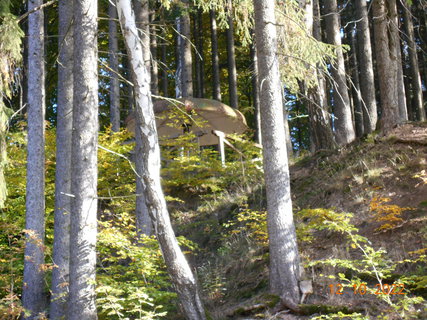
left=0, top=0, right=426, bottom=319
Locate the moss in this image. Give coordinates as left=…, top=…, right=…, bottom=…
left=298, top=304, right=362, bottom=316
left=263, top=294, right=280, bottom=308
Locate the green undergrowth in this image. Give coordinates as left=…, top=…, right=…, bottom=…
left=1, top=124, right=426, bottom=319
left=181, top=132, right=427, bottom=319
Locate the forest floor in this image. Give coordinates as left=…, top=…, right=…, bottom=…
left=173, top=123, right=427, bottom=320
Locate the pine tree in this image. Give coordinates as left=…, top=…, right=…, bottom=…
left=253, top=0, right=301, bottom=310
left=50, top=0, right=73, bottom=317
left=68, top=0, right=99, bottom=318
left=324, top=0, right=355, bottom=145
left=22, top=0, right=46, bottom=318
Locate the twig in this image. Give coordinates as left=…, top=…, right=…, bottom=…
left=17, top=0, right=57, bottom=23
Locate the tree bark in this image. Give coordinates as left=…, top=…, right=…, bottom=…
left=193, top=9, right=205, bottom=98
left=355, top=0, right=378, bottom=133
left=309, top=0, right=335, bottom=151
left=179, top=0, right=193, bottom=98
left=395, top=21, right=408, bottom=122
left=22, top=0, right=46, bottom=318
left=303, top=0, right=335, bottom=151
left=134, top=0, right=150, bottom=75
left=253, top=0, right=301, bottom=310
left=250, top=40, right=261, bottom=144
left=324, top=0, right=355, bottom=145
left=350, top=30, right=364, bottom=137
left=116, top=1, right=206, bottom=319
left=68, top=0, right=98, bottom=318
left=50, top=0, right=73, bottom=318
left=372, top=0, right=401, bottom=132
left=160, top=12, right=169, bottom=96
left=226, top=1, right=238, bottom=108
left=109, top=0, right=120, bottom=132
left=402, top=3, right=425, bottom=121
left=134, top=0, right=151, bottom=236
left=210, top=9, right=221, bottom=101
left=150, top=16, right=159, bottom=96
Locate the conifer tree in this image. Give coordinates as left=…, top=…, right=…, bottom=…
left=253, top=0, right=301, bottom=310
left=68, top=0, right=99, bottom=318
left=22, top=0, right=46, bottom=318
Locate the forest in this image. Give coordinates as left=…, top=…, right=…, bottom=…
left=0, top=0, right=426, bottom=319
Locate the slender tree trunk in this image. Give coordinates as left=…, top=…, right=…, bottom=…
left=308, top=0, right=334, bottom=151
left=134, top=0, right=151, bottom=236
left=210, top=9, right=221, bottom=100
left=324, top=0, right=355, bottom=145
left=161, top=12, right=169, bottom=96
left=253, top=0, right=301, bottom=310
left=355, top=0, right=378, bottom=133
left=179, top=0, right=193, bottom=97
left=151, top=16, right=159, bottom=96
left=417, top=4, right=427, bottom=91
left=402, top=47, right=414, bottom=120
left=193, top=10, right=205, bottom=98
left=161, top=40, right=169, bottom=96
left=116, top=2, right=206, bottom=319
left=250, top=40, right=261, bottom=144
left=226, top=1, right=238, bottom=108
left=175, top=16, right=183, bottom=98
left=197, top=10, right=205, bottom=98
left=372, top=0, right=401, bottom=132
left=350, top=30, right=364, bottom=137
left=50, top=0, right=73, bottom=318
left=302, top=0, right=335, bottom=151
left=134, top=0, right=150, bottom=73
left=402, top=3, right=425, bottom=121
left=109, top=0, right=120, bottom=131
left=68, top=0, right=98, bottom=318
left=135, top=131, right=152, bottom=236
left=123, top=55, right=135, bottom=112
left=22, top=0, right=46, bottom=318
left=395, top=28, right=408, bottom=122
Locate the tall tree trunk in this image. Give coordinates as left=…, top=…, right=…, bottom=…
left=179, top=0, right=193, bottom=97
left=22, top=0, right=46, bottom=318
left=395, top=24, right=408, bottom=122
left=150, top=16, right=159, bottom=96
left=123, top=55, right=135, bottom=112
left=210, top=9, right=221, bottom=100
left=161, top=12, right=169, bottom=96
left=226, top=1, right=238, bottom=108
left=355, top=0, right=378, bottom=133
left=253, top=0, right=301, bottom=311
left=417, top=3, right=427, bottom=92
left=109, top=0, right=120, bottom=132
left=50, top=0, right=73, bottom=318
left=324, top=0, right=355, bottom=145
left=250, top=40, right=261, bottom=144
left=402, top=3, right=425, bottom=121
left=116, top=2, right=206, bottom=319
left=402, top=46, right=414, bottom=120
left=135, top=130, right=152, bottom=236
left=350, top=30, right=364, bottom=137
left=303, top=0, right=335, bottom=151
left=193, top=10, right=205, bottom=98
left=134, top=0, right=150, bottom=74
left=134, top=0, right=152, bottom=236
left=372, top=0, right=401, bottom=132
left=175, top=16, right=183, bottom=98
left=68, top=0, right=98, bottom=318
left=309, top=0, right=334, bottom=151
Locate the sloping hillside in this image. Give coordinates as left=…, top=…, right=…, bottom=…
left=177, top=123, right=427, bottom=320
